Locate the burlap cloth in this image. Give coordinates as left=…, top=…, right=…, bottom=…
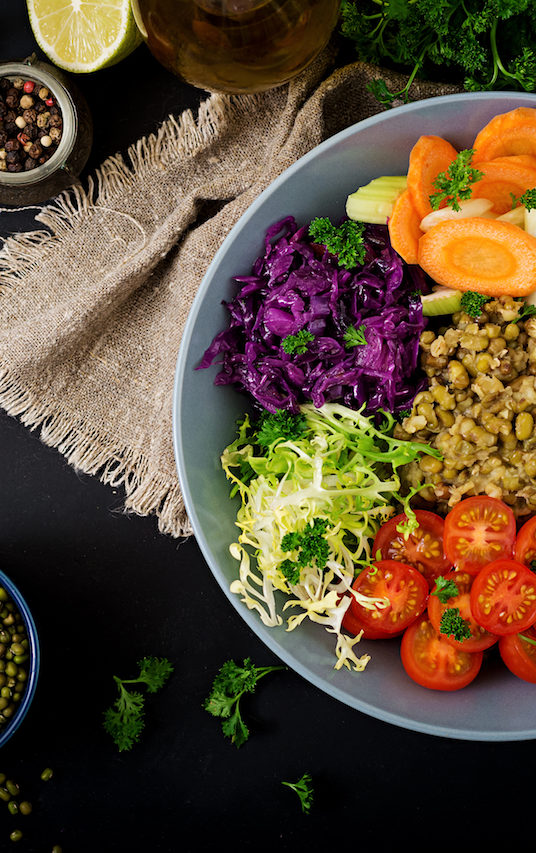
left=0, top=46, right=461, bottom=538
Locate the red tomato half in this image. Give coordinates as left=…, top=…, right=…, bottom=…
left=443, top=496, right=516, bottom=575
left=372, top=510, right=452, bottom=588
left=514, top=515, right=536, bottom=569
left=470, top=558, right=536, bottom=635
left=341, top=604, right=395, bottom=639
left=400, top=613, right=483, bottom=691
left=349, top=560, right=429, bottom=636
left=499, top=627, right=536, bottom=683
left=427, top=570, right=498, bottom=652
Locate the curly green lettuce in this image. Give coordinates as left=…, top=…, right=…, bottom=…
left=221, top=403, right=440, bottom=672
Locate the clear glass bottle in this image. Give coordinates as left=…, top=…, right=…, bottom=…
left=0, top=54, right=93, bottom=206
left=132, top=0, right=341, bottom=94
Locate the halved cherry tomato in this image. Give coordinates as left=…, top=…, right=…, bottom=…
left=514, top=515, right=536, bottom=569
left=470, top=558, right=536, bottom=635
left=443, top=496, right=516, bottom=575
left=341, top=604, right=395, bottom=639
left=372, top=510, right=452, bottom=588
left=499, top=626, right=536, bottom=683
left=427, top=570, right=498, bottom=652
left=349, top=560, right=429, bottom=636
left=400, top=613, right=483, bottom=691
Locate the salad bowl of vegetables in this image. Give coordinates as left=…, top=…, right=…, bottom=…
left=174, top=91, right=536, bottom=741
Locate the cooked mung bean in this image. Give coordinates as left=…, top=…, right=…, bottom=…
left=395, top=296, right=536, bottom=515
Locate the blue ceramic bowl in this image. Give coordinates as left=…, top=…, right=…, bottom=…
left=0, top=570, right=39, bottom=748
left=174, top=91, right=536, bottom=741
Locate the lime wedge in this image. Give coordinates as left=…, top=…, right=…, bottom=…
left=27, top=0, right=143, bottom=73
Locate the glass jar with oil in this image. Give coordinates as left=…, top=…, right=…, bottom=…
left=132, top=0, right=341, bottom=94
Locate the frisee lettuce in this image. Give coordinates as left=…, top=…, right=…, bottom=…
left=221, top=402, right=440, bottom=671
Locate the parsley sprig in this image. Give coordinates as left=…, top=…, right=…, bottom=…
left=308, top=217, right=366, bottom=269
left=282, top=330, right=314, bottom=355
left=429, top=149, right=484, bottom=211
left=280, top=518, right=330, bottom=585
left=256, top=409, right=307, bottom=448
left=343, top=324, right=367, bottom=348
left=204, top=658, right=284, bottom=748
left=432, top=576, right=459, bottom=604
left=103, top=657, right=174, bottom=751
left=460, top=290, right=489, bottom=318
left=282, top=773, right=314, bottom=814
left=439, top=607, right=472, bottom=642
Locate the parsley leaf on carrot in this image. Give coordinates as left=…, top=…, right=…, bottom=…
left=204, top=658, right=284, bottom=748
left=308, top=217, right=366, bottom=269
left=429, top=148, right=484, bottom=211
left=520, top=187, right=536, bottom=211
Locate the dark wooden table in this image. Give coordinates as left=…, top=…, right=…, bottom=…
left=0, top=6, right=533, bottom=852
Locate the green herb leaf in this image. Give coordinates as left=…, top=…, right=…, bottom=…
left=256, top=410, right=307, bottom=448
left=282, top=330, right=314, bottom=355
left=204, top=658, right=284, bottom=747
left=439, top=607, right=472, bottom=642
left=308, top=217, right=366, bottom=269
left=429, top=149, right=484, bottom=212
left=460, top=290, right=489, bottom=318
left=282, top=773, right=314, bottom=814
left=520, top=188, right=536, bottom=212
left=103, top=657, right=174, bottom=751
left=432, top=575, right=459, bottom=604
left=343, top=324, right=367, bottom=348
left=514, top=303, right=536, bottom=323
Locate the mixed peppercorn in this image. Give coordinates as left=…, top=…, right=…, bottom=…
left=0, top=76, right=63, bottom=173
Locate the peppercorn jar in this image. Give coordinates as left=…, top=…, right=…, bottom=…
left=0, top=54, right=93, bottom=206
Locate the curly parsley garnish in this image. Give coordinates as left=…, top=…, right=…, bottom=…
left=439, top=607, right=472, bottom=642
left=308, top=216, right=366, bottom=269
left=256, top=409, right=307, bottom=448
left=460, top=290, right=489, bottom=318
left=204, top=658, right=284, bottom=748
left=429, top=149, right=484, bottom=212
left=280, top=517, right=330, bottom=584
left=282, top=330, right=315, bottom=355
left=103, top=657, right=174, bottom=751
left=432, top=576, right=459, bottom=604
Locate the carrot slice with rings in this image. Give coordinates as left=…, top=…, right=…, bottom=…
left=387, top=189, right=422, bottom=264
left=417, top=217, right=536, bottom=296
left=406, top=135, right=460, bottom=219
left=470, top=155, right=536, bottom=215
left=472, top=107, right=536, bottom=163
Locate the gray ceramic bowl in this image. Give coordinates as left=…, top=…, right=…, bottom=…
left=174, top=91, right=536, bottom=741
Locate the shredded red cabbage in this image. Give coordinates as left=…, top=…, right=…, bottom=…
left=198, top=217, right=428, bottom=415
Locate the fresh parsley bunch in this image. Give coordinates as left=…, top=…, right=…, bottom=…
left=339, top=0, right=536, bottom=106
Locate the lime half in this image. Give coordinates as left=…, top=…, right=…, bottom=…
left=27, top=0, right=143, bottom=73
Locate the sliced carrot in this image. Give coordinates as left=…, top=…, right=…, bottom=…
left=406, top=135, right=459, bottom=219
left=387, top=189, right=422, bottom=264
left=417, top=217, right=536, bottom=296
left=472, top=108, right=536, bottom=163
left=470, top=155, right=536, bottom=215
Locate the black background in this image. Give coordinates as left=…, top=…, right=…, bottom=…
left=0, top=4, right=533, bottom=852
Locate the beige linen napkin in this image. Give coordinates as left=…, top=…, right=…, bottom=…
left=0, top=48, right=461, bottom=538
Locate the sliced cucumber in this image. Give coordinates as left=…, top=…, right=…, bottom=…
left=346, top=176, right=407, bottom=224
left=421, top=287, right=462, bottom=317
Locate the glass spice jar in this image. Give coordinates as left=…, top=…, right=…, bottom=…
left=0, top=54, right=93, bottom=206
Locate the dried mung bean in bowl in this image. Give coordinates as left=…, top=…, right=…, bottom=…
left=0, top=572, right=39, bottom=748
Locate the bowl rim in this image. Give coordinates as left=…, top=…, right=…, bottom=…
left=173, top=90, right=536, bottom=741
left=0, top=569, right=40, bottom=748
